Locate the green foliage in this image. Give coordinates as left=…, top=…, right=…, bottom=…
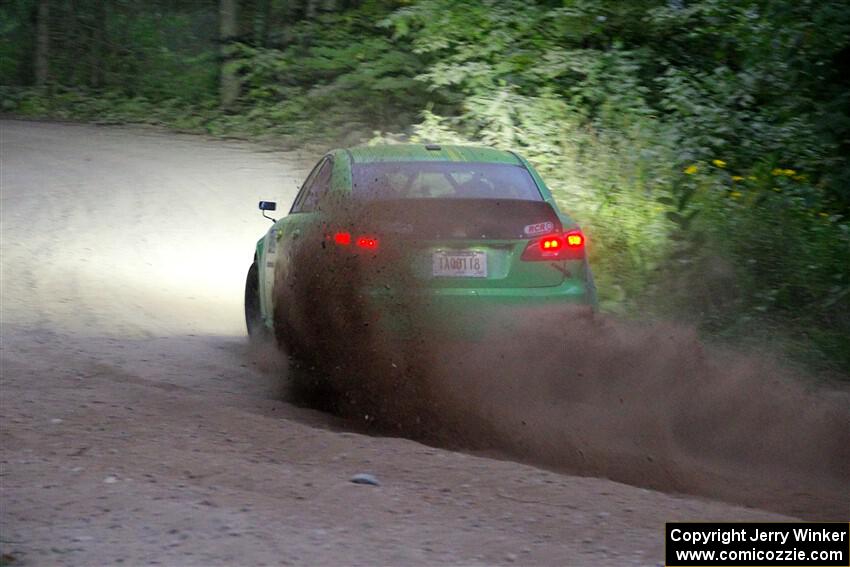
left=0, top=1, right=219, bottom=102
left=0, top=0, right=33, bottom=84
left=227, top=1, right=432, bottom=139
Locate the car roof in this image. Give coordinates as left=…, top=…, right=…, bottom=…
left=345, top=144, right=523, bottom=165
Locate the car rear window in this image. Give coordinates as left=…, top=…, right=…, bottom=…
left=352, top=162, right=542, bottom=201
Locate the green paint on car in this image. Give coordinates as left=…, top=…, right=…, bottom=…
left=244, top=144, right=597, bottom=343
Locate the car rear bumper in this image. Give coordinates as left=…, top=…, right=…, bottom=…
left=362, top=279, right=594, bottom=339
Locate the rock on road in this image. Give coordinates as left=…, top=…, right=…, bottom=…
left=0, top=120, right=789, bottom=566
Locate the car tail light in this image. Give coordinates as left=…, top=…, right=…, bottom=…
left=328, top=230, right=379, bottom=252
left=521, top=230, right=585, bottom=261
left=356, top=236, right=379, bottom=250
left=540, top=236, right=562, bottom=251
left=565, top=231, right=584, bottom=248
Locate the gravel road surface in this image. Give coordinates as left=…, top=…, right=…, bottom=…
left=0, top=120, right=811, bottom=566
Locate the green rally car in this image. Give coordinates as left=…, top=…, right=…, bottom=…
left=245, top=144, right=596, bottom=351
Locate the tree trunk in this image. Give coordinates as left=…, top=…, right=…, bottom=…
left=35, top=0, right=49, bottom=86
left=219, top=0, right=239, bottom=108
left=90, top=0, right=106, bottom=88
left=305, top=0, right=317, bottom=19
left=253, top=0, right=270, bottom=47
left=306, top=0, right=337, bottom=19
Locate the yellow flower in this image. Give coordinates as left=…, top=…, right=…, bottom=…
left=793, top=174, right=806, bottom=182
left=712, top=159, right=727, bottom=168
left=771, top=168, right=784, bottom=176
left=783, top=168, right=796, bottom=176
left=729, top=191, right=742, bottom=199
left=731, top=175, right=744, bottom=182
left=684, top=164, right=698, bottom=175
left=819, top=212, right=829, bottom=218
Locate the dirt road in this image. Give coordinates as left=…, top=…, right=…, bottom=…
left=0, top=120, right=821, bottom=566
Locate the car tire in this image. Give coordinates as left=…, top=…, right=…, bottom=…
left=244, top=262, right=268, bottom=341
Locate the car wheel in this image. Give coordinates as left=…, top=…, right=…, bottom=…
left=244, top=262, right=268, bottom=341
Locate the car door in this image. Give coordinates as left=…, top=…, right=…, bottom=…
left=261, top=156, right=334, bottom=318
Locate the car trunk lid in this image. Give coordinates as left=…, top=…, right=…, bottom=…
left=336, top=199, right=569, bottom=289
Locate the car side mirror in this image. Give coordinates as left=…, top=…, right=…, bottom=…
left=259, top=200, right=277, bottom=222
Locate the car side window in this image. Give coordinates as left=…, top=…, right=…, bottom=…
left=290, top=160, right=321, bottom=214
left=291, top=157, right=332, bottom=214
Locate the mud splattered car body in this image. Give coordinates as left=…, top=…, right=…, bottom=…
left=245, top=144, right=596, bottom=347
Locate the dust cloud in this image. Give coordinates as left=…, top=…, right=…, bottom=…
left=268, top=203, right=850, bottom=520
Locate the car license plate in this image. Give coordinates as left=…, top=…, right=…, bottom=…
left=432, top=250, right=487, bottom=278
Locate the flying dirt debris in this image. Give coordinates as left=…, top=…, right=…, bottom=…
left=258, top=147, right=850, bottom=521
left=277, top=251, right=850, bottom=519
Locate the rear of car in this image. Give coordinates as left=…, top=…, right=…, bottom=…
left=322, top=147, right=595, bottom=338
